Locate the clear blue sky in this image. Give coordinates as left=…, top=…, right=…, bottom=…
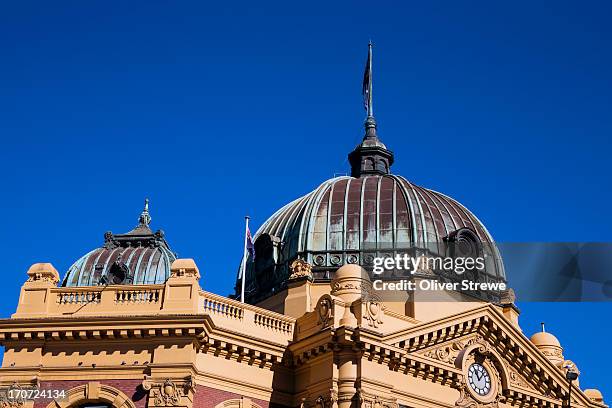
left=1, top=0, right=611, bottom=398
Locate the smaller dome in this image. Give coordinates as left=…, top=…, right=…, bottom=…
left=62, top=200, right=177, bottom=287
left=530, top=324, right=565, bottom=366
left=585, top=389, right=604, bottom=403
left=530, top=331, right=561, bottom=348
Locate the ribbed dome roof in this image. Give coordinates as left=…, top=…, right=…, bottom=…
left=258, top=174, right=496, bottom=258
left=239, top=173, right=505, bottom=302
left=62, top=200, right=176, bottom=287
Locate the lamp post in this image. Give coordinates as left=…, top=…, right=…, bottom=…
left=564, top=364, right=579, bottom=408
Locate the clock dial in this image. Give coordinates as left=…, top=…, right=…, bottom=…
left=467, top=363, right=491, bottom=396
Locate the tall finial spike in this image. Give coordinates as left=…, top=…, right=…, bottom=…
left=139, top=198, right=151, bottom=226
left=349, top=42, right=394, bottom=178
left=541, top=322, right=546, bottom=333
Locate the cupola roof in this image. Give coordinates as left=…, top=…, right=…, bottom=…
left=62, top=199, right=176, bottom=287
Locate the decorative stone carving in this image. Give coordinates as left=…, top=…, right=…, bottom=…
left=541, top=348, right=563, bottom=358
left=357, top=389, right=397, bottom=408
left=508, top=369, right=533, bottom=390
left=155, top=379, right=180, bottom=406
left=316, top=295, right=334, bottom=327
left=420, top=335, right=484, bottom=366
left=363, top=300, right=383, bottom=328
left=0, top=383, right=25, bottom=408
left=214, top=397, right=262, bottom=408
left=455, top=381, right=502, bottom=408
left=289, top=259, right=313, bottom=281
left=142, top=376, right=194, bottom=407
left=331, top=281, right=363, bottom=294
left=25, top=263, right=59, bottom=284
left=170, top=259, right=200, bottom=279
left=303, top=389, right=337, bottom=408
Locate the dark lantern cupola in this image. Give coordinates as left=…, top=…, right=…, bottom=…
left=348, top=41, right=394, bottom=178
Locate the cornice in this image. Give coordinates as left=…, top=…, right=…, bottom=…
left=0, top=315, right=208, bottom=344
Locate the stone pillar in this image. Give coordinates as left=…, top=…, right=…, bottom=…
left=162, top=259, right=201, bottom=314
left=285, top=259, right=313, bottom=318
left=336, top=349, right=357, bottom=408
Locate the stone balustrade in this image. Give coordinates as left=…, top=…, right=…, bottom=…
left=199, top=290, right=295, bottom=341
left=12, top=262, right=295, bottom=344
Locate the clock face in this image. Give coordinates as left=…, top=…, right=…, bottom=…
left=467, top=363, right=491, bottom=396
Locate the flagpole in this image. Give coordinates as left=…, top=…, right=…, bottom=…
left=240, top=215, right=250, bottom=303
left=367, top=40, right=374, bottom=118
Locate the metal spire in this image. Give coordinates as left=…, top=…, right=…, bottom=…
left=139, top=198, right=151, bottom=226
left=366, top=41, right=374, bottom=117
left=349, top=42, right=394, bottom=178
left=363, top=41, right=378, bottom=139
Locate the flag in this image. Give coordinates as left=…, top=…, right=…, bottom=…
left=246, top=227, right=255, bottom=260
left=362, top=42, right=372, bottom=113
left=362, top=51, right=371, bottom=112
left=240, top=216, right=253, bottom=302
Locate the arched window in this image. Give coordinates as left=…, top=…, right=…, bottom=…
left=376, top=159, right=388, bottom=173
left=214, top=397, right=263, bottom=408
left=364, top=157, right=375, bottom=171
left=46, top=383, right=135, bottom=408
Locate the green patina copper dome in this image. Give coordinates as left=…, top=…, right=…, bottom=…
left=62, top=200, right=177, bottom=287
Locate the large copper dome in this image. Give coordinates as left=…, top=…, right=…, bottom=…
left=238, top=114, right=505, bottom=303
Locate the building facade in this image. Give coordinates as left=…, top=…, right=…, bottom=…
left=0, top=53, right=606, bottom=408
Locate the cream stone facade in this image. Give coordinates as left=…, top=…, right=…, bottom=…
left=0, top=258, right=607, bottom=408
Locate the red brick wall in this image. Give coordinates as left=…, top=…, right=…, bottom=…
left=31, top=381, right=281, bottom=408
left=193, top=385, right=270, bottom=408
left=33, top=379, right=146, bottom=408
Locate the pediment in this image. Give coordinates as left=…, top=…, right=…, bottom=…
left=379, top=305, right=599, bottom=408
